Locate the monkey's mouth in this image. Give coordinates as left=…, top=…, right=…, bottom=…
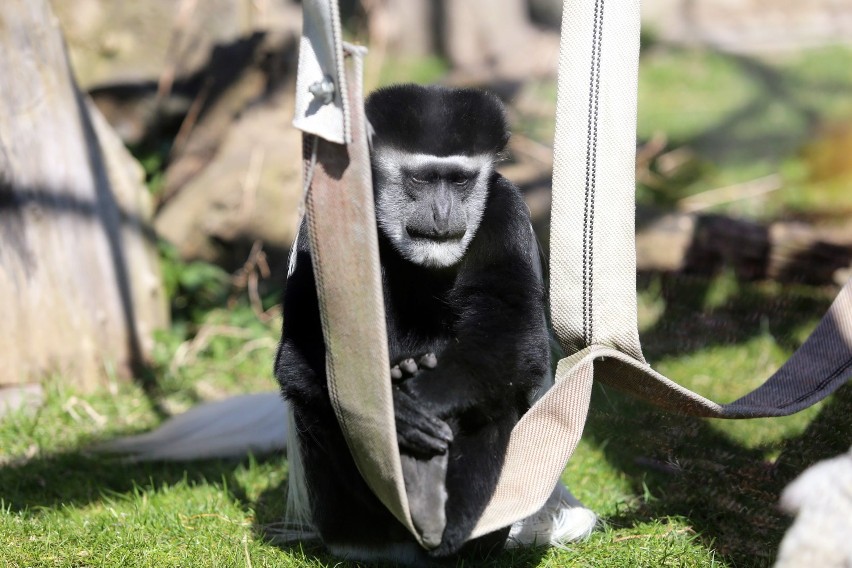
left=406, top=227, right=466, bottom=243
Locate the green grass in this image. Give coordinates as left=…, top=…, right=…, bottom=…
left=635, top=45, right=852, bottom=215
left=3, top=45, right=852, bottom=566
left=2, top=277, right=848, bottom=567
left=513, top=44, right=852, bottom=217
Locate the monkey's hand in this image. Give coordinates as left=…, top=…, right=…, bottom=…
left=391, top=353, right=438, bottom=382
left=393, top=384, right=453, bottom=457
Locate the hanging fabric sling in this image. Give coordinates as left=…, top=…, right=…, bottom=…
left=292, top=0, right=852, bottom=548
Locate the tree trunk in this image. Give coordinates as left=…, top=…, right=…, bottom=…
left=0, top=0, right=168, bottom=389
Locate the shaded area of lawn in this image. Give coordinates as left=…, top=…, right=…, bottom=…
left=584, top=379, right=851, bottom=567
left=573, top=269, right=850, bottom=567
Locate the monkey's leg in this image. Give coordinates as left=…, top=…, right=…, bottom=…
left=428, top=415, right=516, bottom=558
left=296, top=423, right=410, bottom=548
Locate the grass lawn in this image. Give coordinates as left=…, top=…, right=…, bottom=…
left=3, top=281, right=848, bottom=568
left=2, top=45, right=851, bottom=567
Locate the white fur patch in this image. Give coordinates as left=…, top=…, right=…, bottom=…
left=403, top=238, right=471, bottom=269
left=776, top=450, right=852, bottom=567
left=373, top=150, right=496, bottom=176
left=281, top=403, right=316, bottom=539
left=507, top=482, right=597, bottom=548
left=286, top=223, right=301, bottom=278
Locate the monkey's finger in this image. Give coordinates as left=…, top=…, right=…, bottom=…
left=399, top=358, right=418, bottom=376
left=393, top=387, right=454, bottom=445
left=394, top=400, right=453, bottom=443
left=418, top=353, right=438, bottom=369
left=390, top=365, right=403, bottom=381
left=406, top=403, right=453, bottom=444
left=398, top=428, right=449, bottom=456
left=396, top=408, right=452, bottom=454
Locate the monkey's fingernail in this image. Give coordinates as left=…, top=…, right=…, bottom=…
left=390, top=365, right=403, bottom=381
left=439, top=423, right=453, bottom=443
left=419, top=353, right=437, bottom=369
left=400, top=358, right=418, bottom=375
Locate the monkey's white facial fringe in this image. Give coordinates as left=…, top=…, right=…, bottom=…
left=373, top=150, right=496, bottom=179
left=373, top=149, right=493, bottom=268
left=402, top=237, right=470, bottom=269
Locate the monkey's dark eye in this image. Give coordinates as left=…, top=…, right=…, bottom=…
left=450, top=174, right=470, bottom=186
left=410, top=172, right=438, bottom=184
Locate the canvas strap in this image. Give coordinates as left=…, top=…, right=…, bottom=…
left=469, top=0, right=852, bottom=538
left=293, top=5, right=428, bottom=545
left=294, top=0, right=852, bottom=548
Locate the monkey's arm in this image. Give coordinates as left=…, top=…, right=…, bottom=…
left=398, top=177, right=549, bottom=419
left=274, top=244, right=329, bottom=413
left=401, top=276, right=548, bottom=418
left=277, top=244, right=452, bottom=457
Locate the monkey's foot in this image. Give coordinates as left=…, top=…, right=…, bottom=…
left=418, top=352, right=438, bottom=369
left=402, top=452, right=448, bottom=550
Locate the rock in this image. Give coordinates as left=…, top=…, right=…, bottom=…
left=0, top=384, right=44, bottom=420
left=154, top=38, right=303, bottom=274
left=53, top=0, right=301, bottom=89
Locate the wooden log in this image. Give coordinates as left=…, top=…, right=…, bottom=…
left=0, top=0, right=168, bottom=389
left=636, top=209, right=852, bottom=286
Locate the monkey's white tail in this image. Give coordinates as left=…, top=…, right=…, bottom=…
left=507, top=482, right=597, bottom=548
left=94, top=392, right=288, bottom=461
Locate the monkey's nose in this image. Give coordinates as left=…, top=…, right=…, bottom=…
left=432, top=201, right=452, bottom=233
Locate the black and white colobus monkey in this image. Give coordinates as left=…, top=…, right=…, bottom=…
left=275, top=84, right=552, bottom=561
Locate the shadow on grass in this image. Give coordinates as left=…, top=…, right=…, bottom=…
left=585, top=382, right=851, bottom=567
left=0, top=438, right=548, bottom=567
left=638, top=272, right=837, bottom=361
left=0, top=442, right=286, bottom=521
left=585, top=268, right=850, bottom=566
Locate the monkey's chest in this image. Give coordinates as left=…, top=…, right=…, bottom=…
left=383, top=292, right=455, bottom=364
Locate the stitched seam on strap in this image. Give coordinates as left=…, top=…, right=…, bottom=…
left=305, top=166, right=350, bottom=446
left=784, top=356, right=852, bottom=408
left=583, top=0, right=605, bottom=346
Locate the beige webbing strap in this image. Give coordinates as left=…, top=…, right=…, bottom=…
left=294, top=1, right=427, bottom=546
left=295, top=0, right=850, bottom=549
left=471, top=0, right=852, bottom=539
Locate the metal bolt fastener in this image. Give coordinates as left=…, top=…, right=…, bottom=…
left=309, top=76, right=335, bottom=105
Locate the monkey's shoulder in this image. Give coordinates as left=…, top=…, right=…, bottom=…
left=469, top=174, right=535, bottom=259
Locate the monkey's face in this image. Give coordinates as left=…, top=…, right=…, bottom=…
left=372, top=148, right=493, bottom=268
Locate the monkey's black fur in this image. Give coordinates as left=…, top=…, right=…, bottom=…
left=366, top=84, right=509, bottom=157
left=276, top=85, right=550, bottom=560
